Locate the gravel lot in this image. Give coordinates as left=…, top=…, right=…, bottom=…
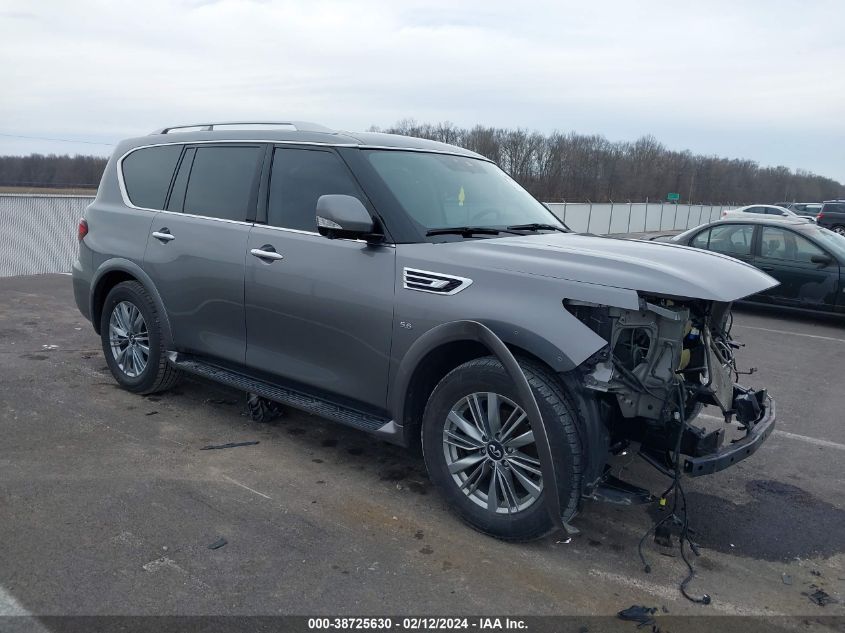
left=1, top=274, right=843, bottom=627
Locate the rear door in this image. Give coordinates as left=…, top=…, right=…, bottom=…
left=244, top=146, right=395, bottom=410
left=753, top=225, right=840, bottom=311
left=143, top=143, right=265, bottom=364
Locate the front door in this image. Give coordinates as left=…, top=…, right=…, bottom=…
left=244, top=146, right=395, bottom=410
left=753, top=225, right=840, bottom=311
left=143, top=144, right=264, bottom=364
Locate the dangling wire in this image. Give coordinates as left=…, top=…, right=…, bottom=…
left=637, top=382, right=711, bottom=605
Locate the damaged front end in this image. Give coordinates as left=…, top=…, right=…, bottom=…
left=566, top=295, right=775, bottom=485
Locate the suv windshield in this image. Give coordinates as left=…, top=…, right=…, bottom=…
left=365, top=150, right=564, bottom=237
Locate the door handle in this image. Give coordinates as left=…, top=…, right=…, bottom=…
left=759, top=265, right=775, bottom=272
left=250, top=246, right=284, bottom=261
left=152, top=230, right=175, bottom=242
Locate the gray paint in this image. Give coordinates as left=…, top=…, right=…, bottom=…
left=73, top=126, right=778, bottom=443
left=245, top=226, right=395, bottom=408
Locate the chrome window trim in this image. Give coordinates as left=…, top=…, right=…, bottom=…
left=154, top=208, right=254, bottom=227
left=403, top=267, right=473, bottom=295
left=116, top=140, right=490, bottom=213
left=252, top=222, right=396, bottom=247
left=116, top=139, right=358, bottom=214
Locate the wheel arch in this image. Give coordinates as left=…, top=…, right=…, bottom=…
left=390, top=319, right=572, bottom=530
left=90, top=259, right=172, bottom=345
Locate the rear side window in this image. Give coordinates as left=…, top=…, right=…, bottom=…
left=121, top=145, right=182, bottom=210
left=183, top=146, right=262, bottom=221
left=267, top=148, right=363, bottom=231
left=706, top=224, right=754, bottom=256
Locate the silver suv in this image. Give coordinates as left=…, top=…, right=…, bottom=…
left=73, top=121, right=777, bottom=540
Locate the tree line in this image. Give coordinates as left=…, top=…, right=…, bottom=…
left=2, top=125, right=843, bottom=203
left=371, top=120, right=844, bottom=204
left=0, top=154, right=107, bottom=189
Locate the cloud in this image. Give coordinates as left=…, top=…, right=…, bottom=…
left=0, top=0, right=842, bottom=178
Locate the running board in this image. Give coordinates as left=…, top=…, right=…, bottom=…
left=169, top=354, right=396, bottom=437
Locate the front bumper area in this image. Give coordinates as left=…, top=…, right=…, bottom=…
left=683, top=394, right=776, bottom=477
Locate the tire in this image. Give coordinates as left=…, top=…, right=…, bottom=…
left=100, top=281, right=181, bottom=395
left=421, top=356, right=583, bottom=541
left=833, top=225, right=845, bottom=236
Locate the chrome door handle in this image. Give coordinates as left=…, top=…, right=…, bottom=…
left=152, top=230, right=175, bottom=242
left=250, top=248, right=284, bottom=261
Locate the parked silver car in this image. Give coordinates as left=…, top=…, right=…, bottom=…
left=73, top=121, right=778, bottom=540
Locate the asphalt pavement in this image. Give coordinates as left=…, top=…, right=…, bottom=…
left=1, top=275, right=843, bottom=626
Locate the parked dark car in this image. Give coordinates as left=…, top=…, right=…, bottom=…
left=816, top=200, right=845, bottom=235
left=672, top=217, right=845, bottom=314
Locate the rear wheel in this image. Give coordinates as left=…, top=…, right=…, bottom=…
left=421, top=356, right=583, bottom=541
left=832, top=225, right=845, bottom=236
left=100, top=281, right=181, bottom=394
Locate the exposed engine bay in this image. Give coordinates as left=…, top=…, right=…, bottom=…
left=565, top=295, right=770, bottom=470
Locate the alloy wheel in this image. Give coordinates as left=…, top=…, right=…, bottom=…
left=442, top=392, right=542, bottom=514
left=108, top=300, right=150, bottom=378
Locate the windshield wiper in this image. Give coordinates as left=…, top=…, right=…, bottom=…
left=426, top=226, right=521, bottom=237
left=506, top=222, right=570, bottom=233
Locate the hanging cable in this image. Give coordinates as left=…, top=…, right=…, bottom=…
left=636, top=381, right=711, bottom=605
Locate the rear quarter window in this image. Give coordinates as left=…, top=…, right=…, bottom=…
left=121, top=145, right=182, bottom=210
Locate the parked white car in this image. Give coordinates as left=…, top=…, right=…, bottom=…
left=721, top=204, right=814, bottom=223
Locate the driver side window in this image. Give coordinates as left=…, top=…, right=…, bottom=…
left=267, top=148, right=364, bottom=232
left=760, top=227, right=825, bottom=263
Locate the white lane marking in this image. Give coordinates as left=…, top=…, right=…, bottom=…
left=0, top=585, right=30, bottom=616
left=771, top=430, right=845, bottom=451
left=698, top=413, right=845, bottom=451
left=222, top=474, right=272, bottom=500
left=732, top=324, right=845, bottom=344
left=587, top=570, right=766, bottom=615
left=0, top=586, right=52, bottom=632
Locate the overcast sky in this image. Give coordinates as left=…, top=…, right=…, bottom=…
left=1, top=0, right=843, bottom=181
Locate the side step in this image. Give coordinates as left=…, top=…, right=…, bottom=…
left=171, top=355, right=394, bottom=435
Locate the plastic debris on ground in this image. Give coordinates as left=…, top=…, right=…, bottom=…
left=807, top=588, right=837, bottom=607
left=617, top=605, right=657, bottom=626
left=200, top=441, right=260, bottom=450
left=208, top=537, right=228, bottom=550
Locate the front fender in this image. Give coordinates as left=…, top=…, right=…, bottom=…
left=391, top=320, right=564, bottom=530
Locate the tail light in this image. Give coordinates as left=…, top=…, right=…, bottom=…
left=816, top=212, right=824, bottom=220
left=77, top=218, right=88, bottom=241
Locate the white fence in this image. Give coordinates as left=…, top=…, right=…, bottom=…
left=546, top=201, right=735, bottom=234
left=1, top=194, right=93, bottom=277
left=0, top=194, right=735, bottom=277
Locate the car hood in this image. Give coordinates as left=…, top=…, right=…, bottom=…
left=442, top=233, right=779, bottom=302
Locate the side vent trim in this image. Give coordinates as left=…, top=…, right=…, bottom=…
left=403, top=267, right=473, bottom=295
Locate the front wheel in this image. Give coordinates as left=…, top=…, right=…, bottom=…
left=421, top=357, right=583, bottom=541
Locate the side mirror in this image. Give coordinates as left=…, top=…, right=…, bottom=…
left=810, top=254, right=833, bottom=267
left=316, top=195, right=380, bottom=241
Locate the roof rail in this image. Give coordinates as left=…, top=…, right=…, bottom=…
left=150, top=121, right=334, bottom=135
